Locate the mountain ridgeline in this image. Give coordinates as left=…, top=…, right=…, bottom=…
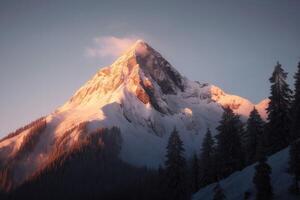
left=1, top=40, right=299, bottom=199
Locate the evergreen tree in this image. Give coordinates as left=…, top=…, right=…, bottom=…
left=213, top=182, right=226, bottom=200
left=158, top=165, right=167, bottom=200
left=291, top=62, right=300, bottom=140
left=0, top=167, right=12, bottom=193
left=199, top=128, right=215, bottom=187
left=215, top=107, right=245, bottom=178
left=266, top=62, right=292, bottom=153
left=158, top=165, right=165, bottom=186
left=191, top=153, right=200, bottom=192
left=253, top=156, right=273, bottom=200
left=288, top=141, right=300, bottom=195
left=165, top=128, right=188, bottom=200
left=255, top=135, right=267, bottom=163
left=245, top=107, right=265, bottom=164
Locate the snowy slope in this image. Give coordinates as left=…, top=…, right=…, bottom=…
left=0, top=40, right=268, bottom=187
left=193, top=147, right=297, bottom=200
left=256, top=98, right=270, bottom=120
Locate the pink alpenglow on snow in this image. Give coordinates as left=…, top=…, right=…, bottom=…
left=0, top=41, right=268, bottom=188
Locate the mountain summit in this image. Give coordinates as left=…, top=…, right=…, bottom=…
left=0, top=40, right=268, bottom=189
left=61, top=40, right=184, bottom=113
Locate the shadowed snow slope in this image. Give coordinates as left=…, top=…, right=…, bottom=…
left=0, top=40, right=268, bottom=188
left=193, top=147, right=297, bottom=200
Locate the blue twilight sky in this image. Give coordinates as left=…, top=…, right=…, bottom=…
left=0, top=0, right=300, bottom=137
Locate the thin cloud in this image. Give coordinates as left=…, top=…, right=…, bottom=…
left=85, top=36, right=139, bottom=58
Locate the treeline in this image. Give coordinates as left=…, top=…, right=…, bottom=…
left=160, top=61, right=300, bottom=200
left=0, top=127, right=167, bottom=200
left=0, top=117, right=47, bottom=193
left=12, top=118, right=47, bottom=160
left=191, top=61, right=300, bottom=199
left=1, top=61, right=300, bottom=200
left=0, top=117, right=46, bottom=143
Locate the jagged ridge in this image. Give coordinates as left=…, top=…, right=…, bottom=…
left=0, top=40, right=269, bottom=190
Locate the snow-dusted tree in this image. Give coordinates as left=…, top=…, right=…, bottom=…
left=213, top=182, right=226, bottom=200
left=291, top=62, right=300, bottom=140
left=288, top=140, right=300, bottom=195
left=253, top=156, right=273, bottom=200
left=216, top=107, right=245, bottom=178
left=199, top=128, right=215, bottom=187
left=266, top=62, right=292, bottom=154
left=245, top=107, right=265, bottom=164
left=165, top=128, right=188, bottom=200
left=191, top=153, right=200, bottom=192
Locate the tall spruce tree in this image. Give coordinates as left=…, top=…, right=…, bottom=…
left=255, top=136, right=267, bottom=164
left=253, top=156, right=273, bottom=200
left=216, top=107, right=244, bottom=178
left=291, top=62, right=300, bottom=140
left=213, top=182, right=226, bottom=200
left=199, top=128, right=215, bottom=187
left=266, top=62, right=292, bottom=154
left=288, top=141, right=300, bottom=195
left=245, top=107, right=265, bottom=164
left=191, top=153, right=200, bottom=192
left=165, top=128, right=188, bottom=200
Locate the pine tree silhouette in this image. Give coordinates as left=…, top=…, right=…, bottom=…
left=245, top=107, right=265, bottom=164
left=199, top=128, right=216, bottom=187
left=216, top=107, right=244, bottom=178
left=191, top=153, right=200, bottom=192
left=266, top=62, right=292, bottom=154
left=291, top=62, right=300, bottom=140
left=165, top=127, right=188, bottom=200
left=253, top=156, right=273, bottom=200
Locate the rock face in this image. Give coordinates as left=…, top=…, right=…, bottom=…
left=63, top=40, right=184, bottom=114
left=0, top=40, right=268, bottom=189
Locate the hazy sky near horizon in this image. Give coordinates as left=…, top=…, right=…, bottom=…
left=0, top=0, right=300, bottom=136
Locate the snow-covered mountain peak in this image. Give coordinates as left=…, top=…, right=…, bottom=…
left=127, top=39, right=149, bottom=56
left=0, top=41, right=269, bottom=189
left=115, top=39, right=183, bottom=85
left=60, top=40, right=185, bottom=112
